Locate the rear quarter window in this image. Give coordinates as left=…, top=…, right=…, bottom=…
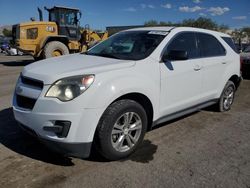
left=222, top=37, right=239, bottom=53
left=197, top=33, right=226, bottom=58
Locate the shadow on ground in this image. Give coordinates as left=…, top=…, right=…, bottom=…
left=124, top=140, right=158, bottom=163
left=89, top=139, right=158, bottom=164
left=0, top=59, right=34, bottom=66
left=0, top=107, right=159, bottom=165
left=0, top=108, right=74, bottom=166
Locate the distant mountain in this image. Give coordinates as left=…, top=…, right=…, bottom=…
left=0, top=25, right=12, bottom=35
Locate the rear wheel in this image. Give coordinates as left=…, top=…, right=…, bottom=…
left=217, top=81, right=236, bottom=112
left=95, top=100, right=147, bottom=160
left=43, top=41, right=69, bottom=59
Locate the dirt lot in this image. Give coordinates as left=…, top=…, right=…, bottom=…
left=0, top=53, right=250, bottom=188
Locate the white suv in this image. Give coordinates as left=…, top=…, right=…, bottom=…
left=13, top=27, right=241, bottom=160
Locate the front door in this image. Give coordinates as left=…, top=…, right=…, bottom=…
left=159, top=32, right=202, bottom=116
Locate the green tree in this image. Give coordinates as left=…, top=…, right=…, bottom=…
left=144, top=20, right=159, bottom=26
left=242, top=27, right=250, bottom=42
left=144, top=17, right=228, bottom=31
left=231, top=29, right=246, bottom=44
left=180, top=17, right=218, bottom=30
left=2, top=28, right=12, bottom=37
left=218, top=24, right=229, bottom=32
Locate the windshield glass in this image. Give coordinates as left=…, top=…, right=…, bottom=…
left=244, top=46, right=250, bottom=53
left=50, top=10, right=77, bottom=26
left=86, top=31, right=167, bottom=60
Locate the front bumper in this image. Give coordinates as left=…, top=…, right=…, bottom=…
left=13, top=86, right=105, bottom=158
left=13, top=104, right=104, bottom=158
left=18, top=122, right=92, bottom=158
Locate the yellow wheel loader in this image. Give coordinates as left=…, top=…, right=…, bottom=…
left=12, top=6, right=108, bottom=60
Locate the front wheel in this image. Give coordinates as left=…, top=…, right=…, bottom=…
left=43, top=41, right=69, bottom=59
left=217, top=81, right=236, bottom=112
left=95, top=100, right=147, bottom=160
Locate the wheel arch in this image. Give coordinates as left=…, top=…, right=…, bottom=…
left=229, top=74, right=241, bottom=90
left=217, top=73, right=241, bottom=99
left=40, top=36, right=69, bottom=50
left=111, top=92, right=154, bottom=131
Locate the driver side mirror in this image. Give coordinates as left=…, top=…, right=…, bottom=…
left=162, top=50, right=188, bottom=62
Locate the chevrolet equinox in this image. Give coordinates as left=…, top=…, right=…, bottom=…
left=13, top=27, right=241, bottom=160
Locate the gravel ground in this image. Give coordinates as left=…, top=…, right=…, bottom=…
left=0, top=54, right=250, bottom=188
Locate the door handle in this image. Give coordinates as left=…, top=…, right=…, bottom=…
left=194, top=65, right=202, bottom=71
left=222, top=62, right=227, bottom=64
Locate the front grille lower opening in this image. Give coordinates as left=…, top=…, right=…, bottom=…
left=16, top=95, right=36, bottom=110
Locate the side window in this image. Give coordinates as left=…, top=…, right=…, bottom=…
left=166, top=32, right=198, bottom=59
left=222, top=37, right=238, bottom=53
left=198, top=33, right=226, bottom=57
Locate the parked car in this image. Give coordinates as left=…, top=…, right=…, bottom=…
left=240, top=45, right=250, bottom=77
left=235, top=43, right=249, bottom=53
left=0, top=42, right=10, bottom=53
left=13, top=27, right=241, bottom=160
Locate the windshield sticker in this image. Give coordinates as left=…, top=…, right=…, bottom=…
left=148, top=31, right=169, bottom=36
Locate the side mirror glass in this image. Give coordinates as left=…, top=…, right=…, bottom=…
left=162, top=50, right=188, bottom=62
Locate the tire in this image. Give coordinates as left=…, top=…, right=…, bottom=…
left=94, top=99, right=148, bottom=160
left=43, top=41, right=69, bottom=59
left=217, top=81, right=236, bottom=112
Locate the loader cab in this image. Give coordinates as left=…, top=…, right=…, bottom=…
left=46, top=6, right=81, bottom=40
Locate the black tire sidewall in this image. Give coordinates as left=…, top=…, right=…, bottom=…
left=96, top=100, right=147, bottom=160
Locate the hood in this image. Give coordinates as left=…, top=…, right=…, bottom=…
left=22, top=54, right=135, bottom=84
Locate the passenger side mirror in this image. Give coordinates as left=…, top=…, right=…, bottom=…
left=162, top=50, right=188, bottom=62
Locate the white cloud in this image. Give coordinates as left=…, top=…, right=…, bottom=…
left=199, top=13, right=207, bottom=17
left=193, top=0, right=201, bottom=3
left=232, top=16, right=247, bottom=20
left=161, top=3, right=172, bottom=9
left=140, top=4, right=155, bottom=9
left=179, top=6, right=203, bottom=13
left=207, top=7, right=230, bottom=16
left=124, top=7, right=136, bottom=12
left=148, top=5, right=155, bottom=9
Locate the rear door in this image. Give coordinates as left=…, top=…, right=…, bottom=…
left=196, top=33, right=227, bottom=101
left=159, top=32, right=202, bottom=116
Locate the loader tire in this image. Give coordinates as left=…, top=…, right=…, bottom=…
left=43, top=41, right=69, bottom=59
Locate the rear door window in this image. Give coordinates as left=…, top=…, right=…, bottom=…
left=197, top=33, right=226, bottom=58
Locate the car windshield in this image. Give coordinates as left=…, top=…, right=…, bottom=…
left=244, top=46, right=250, bottom=53
left=85, top=30, right=168, bottom=60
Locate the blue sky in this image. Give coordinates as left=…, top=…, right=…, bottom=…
left=0, top=0, right=249, bottom=29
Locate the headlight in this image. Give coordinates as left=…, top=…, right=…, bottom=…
left=45, top=75, right=95, bottom=101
